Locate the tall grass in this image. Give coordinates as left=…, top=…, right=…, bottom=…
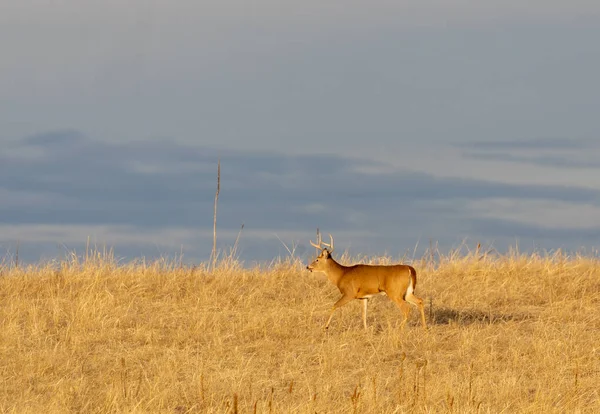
left=0, top=247, right=598, bottom=413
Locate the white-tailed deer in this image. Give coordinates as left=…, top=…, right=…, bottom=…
left=306, top=234, right=427, bottom=330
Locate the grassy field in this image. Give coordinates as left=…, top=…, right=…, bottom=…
left=1, top=248, right=599, bottom=413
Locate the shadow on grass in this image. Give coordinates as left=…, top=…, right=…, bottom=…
left=429, top=306, right=534, bottom=326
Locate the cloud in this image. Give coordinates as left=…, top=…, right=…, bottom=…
left=23, top=129, right=86, bottom=147
left=455, top=137, right=595, bottom=150
left=2, top=130, right=600, bottom=263
left=467, top=198, right=600, bottom=230
left=462, top=151, right=600, bottom=169
left=467, top=218, right=600, bottom=251
left=456, top=137, right=600, bottom=170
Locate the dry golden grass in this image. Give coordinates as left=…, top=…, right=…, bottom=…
left=1, top=249, right=599, bottom=413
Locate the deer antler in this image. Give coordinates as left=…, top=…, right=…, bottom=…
left=310, top=231, right=334, bottom=253
left=309, top=231, right=323, bottom=249
left=321, top=234, right=334, bottom=253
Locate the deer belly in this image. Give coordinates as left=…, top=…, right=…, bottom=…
left=359, top=292, right=387, bottom=299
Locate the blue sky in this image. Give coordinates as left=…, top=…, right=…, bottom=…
left=1, top=1, right=600, bottom=263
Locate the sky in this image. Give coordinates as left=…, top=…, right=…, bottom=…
left=1, top=1, right=600, bottom=264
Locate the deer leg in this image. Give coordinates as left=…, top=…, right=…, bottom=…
left=389, top=296, right=411, bottom=331
left=325, top=294, right=354, bottom=330
left=361, top=299, right=369, bottom=329
left=405, top=292, right=427, bottom=330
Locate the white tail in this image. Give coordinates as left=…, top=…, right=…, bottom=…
left=307, top=234, right=427, bottom=330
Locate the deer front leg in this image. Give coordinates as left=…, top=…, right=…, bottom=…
left=324, top=294, right=354, bottom=330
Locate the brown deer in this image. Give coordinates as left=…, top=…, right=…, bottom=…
left=306, top=234, right=427, bottom=330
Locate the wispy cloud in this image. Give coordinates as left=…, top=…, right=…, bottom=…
left=455, top=137, right=596, bottom=150
left=455, top=137, right=600, bottom=170
left=462, top=151, right=600, bottom=169
left=467, top=198, right=600, bottom=230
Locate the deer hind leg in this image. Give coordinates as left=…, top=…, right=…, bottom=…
left=361, top=299, right=368, bottom=330
left=324, top=294, right=354, bottom=330
left=388, top=296, right=411, bottom=331
left=405, top=292, right=427, bottom=330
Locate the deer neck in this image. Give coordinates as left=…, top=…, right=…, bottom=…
left=325, top=258, right=347, bottom=286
